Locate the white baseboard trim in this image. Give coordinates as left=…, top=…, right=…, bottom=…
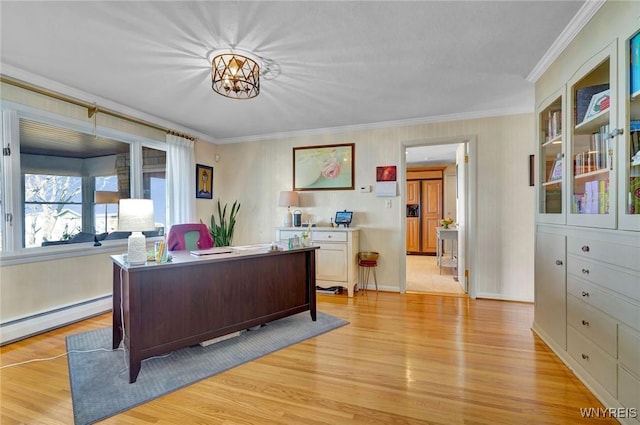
left=0, top=295, right=112, bottom=345
left=475, top=292, right=533, bottom=303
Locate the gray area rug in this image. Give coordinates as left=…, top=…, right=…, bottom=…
left=66, top=311, right=347, bottom=425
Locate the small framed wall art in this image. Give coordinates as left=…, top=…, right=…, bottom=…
left=293, top=143, right=354, bottom=191
left=196, top=164, right=213, bottom=199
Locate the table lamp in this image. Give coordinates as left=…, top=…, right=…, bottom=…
left=95, top=190, right=120, bottom=233
left=278, top=191, right=299, bottom=227
left=118, top=199, right=155, bottom=265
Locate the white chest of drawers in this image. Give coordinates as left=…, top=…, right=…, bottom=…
left=276, top=227, right=360, bottom=297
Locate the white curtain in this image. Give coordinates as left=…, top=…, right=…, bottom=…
left=166, top=134, right=195, bottom=226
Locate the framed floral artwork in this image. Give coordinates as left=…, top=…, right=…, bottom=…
left=293, top=143, right=354, bottom=190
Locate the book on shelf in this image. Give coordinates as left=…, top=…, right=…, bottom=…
left=631, top=32, right=640, bottom=96
left=546, top=109, right=562, bottom=141
left=582, top=89, right=610, bottom=123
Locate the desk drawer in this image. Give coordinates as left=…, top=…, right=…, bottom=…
left=313, top=231, right=347, bottom=242
left=567, top=327, right=617, bottom=397
left=567, top=255, right=640, bottom=302
left=620, top=324, right=640, bottom=377
left=567, top=295, right=617, bottom=357
left=567, top=277, right=640, bottom=330
left=567, top=236, right=640, bottom=272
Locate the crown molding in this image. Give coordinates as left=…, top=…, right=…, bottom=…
left=214, top=105, right=533, bottom=144
left=0, top=63, right=216, bottom=143
left=527, top=0, right=606, bottom=83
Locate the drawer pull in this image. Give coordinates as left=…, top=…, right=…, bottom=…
left=581, top=320, right=590, bottom=326
left=581, top=291, right=590, bottom=297
left=581, top=245, right=590, bottom=252
left=581, top=268, right=590, bottom=274
left=555, top=260, right=563, bottom=266
left=581, top=353, right=589, bottom=360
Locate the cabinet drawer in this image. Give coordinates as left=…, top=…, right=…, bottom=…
left=568, top=255, right=640, bottom=302
left=278, top=230, right=304, bottom=241
left=567, top=295, right=617, bottom=357
left=312, top=231, right=347, bottom=242
left=618, top=366, right=640, bottom=424
left=567, top=236, right=640, bottom=272
left=567, top=327, right=617, bottom=397
left=568, top=276, right=640, bottom=330
left=620, top=324, right=640, bottom=377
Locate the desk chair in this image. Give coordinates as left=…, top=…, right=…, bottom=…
left=167, top=223, right=214, bottom=251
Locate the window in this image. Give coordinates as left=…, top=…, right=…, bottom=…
left=1, top=114, right=167, bottom=253
left=24, top=174, right=83, bottom=247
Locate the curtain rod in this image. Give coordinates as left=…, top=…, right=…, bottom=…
left=1, top=75, right=197, bottom=141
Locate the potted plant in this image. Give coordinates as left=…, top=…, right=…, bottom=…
left=207, top=199, right=241, bottom=246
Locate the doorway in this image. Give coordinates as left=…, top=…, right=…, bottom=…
left=400, top=136, right=477, bottom=297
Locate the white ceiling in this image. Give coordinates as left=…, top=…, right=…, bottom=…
left=1, top=1, right=587, bottom=144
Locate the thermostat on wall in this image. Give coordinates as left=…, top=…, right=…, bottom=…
left=359, top=185, right=371, bottom=193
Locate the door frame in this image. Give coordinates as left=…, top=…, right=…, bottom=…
left=399, top=135, right=478, bottom=298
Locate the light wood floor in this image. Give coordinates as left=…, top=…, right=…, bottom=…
left=406, top=254, right=465, bottom=295
left=1, top=292, right=614, bottom=424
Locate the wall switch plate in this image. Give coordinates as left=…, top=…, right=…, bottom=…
left=385, top=199, right=392, bottom=208
left=359, top=185, right=371, bottom=193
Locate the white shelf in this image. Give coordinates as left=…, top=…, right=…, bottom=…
left=574, top=168, right=610, bottom=180
left=543, top=179, right=562, bottom=187
left=575, top=109, right=610, bottom=135
left=542, top=135, right=562, bottom=147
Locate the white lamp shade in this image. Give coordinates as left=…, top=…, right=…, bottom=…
left=118, top=199, right=156, bottom=232
left=278, top=191, right=299, bottom=207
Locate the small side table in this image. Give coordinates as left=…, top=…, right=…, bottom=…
left=436, top=227, right=458, bottom=274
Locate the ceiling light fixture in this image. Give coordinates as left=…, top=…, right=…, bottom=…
left=210, top=49, right=260, bottom=99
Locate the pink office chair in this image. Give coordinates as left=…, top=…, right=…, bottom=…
left=166, top=223, right=214, bottom=251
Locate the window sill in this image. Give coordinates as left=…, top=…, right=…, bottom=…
left=0, top=236, right=163, bottom=266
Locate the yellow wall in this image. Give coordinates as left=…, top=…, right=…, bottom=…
left=208, top=113, right=535, bottom=300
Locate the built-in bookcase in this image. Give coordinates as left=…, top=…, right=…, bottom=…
left=536, top=88, right=565, bottom=224
left=567, top=41, right=617, bottom=229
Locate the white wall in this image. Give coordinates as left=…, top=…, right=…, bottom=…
left=205, top=113, right=535, bottom=301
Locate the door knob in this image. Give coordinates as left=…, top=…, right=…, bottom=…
left=555, top=260, right=563, bottom=266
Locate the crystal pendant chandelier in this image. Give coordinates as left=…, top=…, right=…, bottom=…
left=210, top=49, right=260, bottom=99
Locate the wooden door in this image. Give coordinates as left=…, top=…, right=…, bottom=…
left=406, top=217, right=420, bottom=252
left=421, top=179, right=442, bottom=254
left=406, top=181, right=420, bottom=204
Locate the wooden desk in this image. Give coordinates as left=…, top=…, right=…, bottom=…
left=436, top=227, right=458, bottom=274
left=111, top=245, right=318, bottom=383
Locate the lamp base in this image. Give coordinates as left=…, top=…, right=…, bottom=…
left=283, top=211, right=292, bottom=227
left=127, top=232, right=147, bottom=265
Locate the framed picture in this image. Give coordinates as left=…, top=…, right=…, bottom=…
left=196, top=164, right=213, bottom=199
left=376, top=165, right=397, bottom=182
left=293, top=143, right=354, bottom=191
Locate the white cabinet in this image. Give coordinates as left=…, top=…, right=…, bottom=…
left=535, top=225, right=640, bottom=424
left=534, top=5, right=640, bottom=422
left=276, top=227, right=360, bottom=297
left=533, top=229, right=567, bottom=349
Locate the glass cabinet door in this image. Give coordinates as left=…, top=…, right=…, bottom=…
left=619, top=30, right=640, bottom=231
left=567, top=42, right=617, bottom=229
left=537, top=90, right=564, bottom=223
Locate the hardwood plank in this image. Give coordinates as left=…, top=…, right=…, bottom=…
left=1, top=292, right=615, bottom=424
